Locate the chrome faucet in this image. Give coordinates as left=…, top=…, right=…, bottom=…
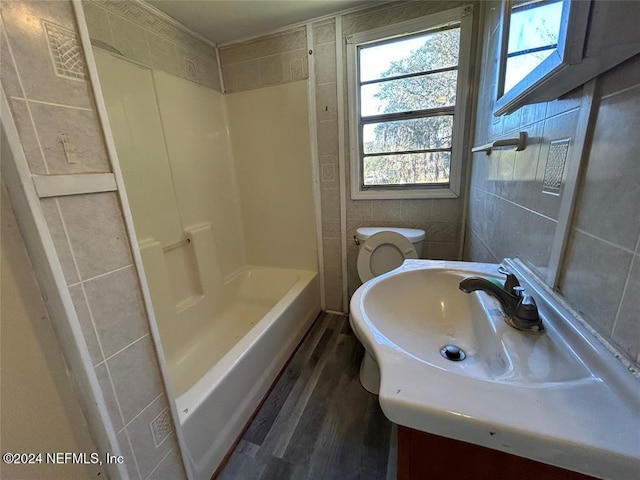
left=459, top=272, right=544, bottom=333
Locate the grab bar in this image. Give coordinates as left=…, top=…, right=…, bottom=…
left=163, top=237, right=191, bottom=253
left=472, top=132, right=527, bottom=155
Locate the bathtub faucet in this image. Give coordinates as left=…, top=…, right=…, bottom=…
left=459, top=273, right=544, bottom=334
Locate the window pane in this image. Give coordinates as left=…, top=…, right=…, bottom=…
left=361, top=70, right=457, bottom=117
left=360, top=28, right=460, bottom=83
left=504, top=49, right=555, bottom=92
left=363, top=152, right=451, bottom=186
left=363, top=116, right=453, bottom=154
left=508, top=1, right=562, bottom=55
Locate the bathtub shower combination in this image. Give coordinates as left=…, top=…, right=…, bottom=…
left=145, top=245, right=319, bottom=478
left=95, top=49, right=320, bottom=480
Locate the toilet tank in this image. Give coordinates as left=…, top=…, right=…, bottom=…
left=355, top=227, right=426, bottom=256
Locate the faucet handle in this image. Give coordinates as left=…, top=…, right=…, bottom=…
left=504, top=274, right=521, bottom=295
left=516, top=293, right=539, bottom=321
left=512, top=285, right=525, bottom=297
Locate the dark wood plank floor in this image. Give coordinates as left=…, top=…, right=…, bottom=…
left=217, top=313, right=397, bottom=480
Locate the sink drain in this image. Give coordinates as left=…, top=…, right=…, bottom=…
left=440, top=344, right=466, bottom=361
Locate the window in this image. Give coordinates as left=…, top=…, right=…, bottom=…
left=502, top=0, right=563, bottom=95
left=347, top=7, right=473, bottom=199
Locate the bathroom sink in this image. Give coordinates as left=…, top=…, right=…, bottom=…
left=359, top=267, right=590, bottom=385
left=350, top=259, right=640, bottom=480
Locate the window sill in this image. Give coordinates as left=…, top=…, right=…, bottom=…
left=350, top=187, right=459, bottom=200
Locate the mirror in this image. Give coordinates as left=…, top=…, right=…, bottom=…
left=495, top=0, right=640, bottom=116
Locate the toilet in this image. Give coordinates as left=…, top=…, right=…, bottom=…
left=354, top=227, right=426, bottom=394
left=355, top=227, right=426, bottom=282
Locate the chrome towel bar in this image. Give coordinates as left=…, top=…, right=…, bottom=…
left=472, top=132, right=527, bottom=155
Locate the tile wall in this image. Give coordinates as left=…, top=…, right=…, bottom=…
left=0, top=1, right=186, bottom=478
left=218, top=26, right=308, bottom=93
left=311, top=18, right=346, bottom=311
left=465, top=1, right=640, bottom=367
left=82, top=0, right=220, bottom=91
left=559, top=57, right=640, bottom=364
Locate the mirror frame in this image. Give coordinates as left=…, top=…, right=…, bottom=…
left=494, top=0, right=591, bottom=116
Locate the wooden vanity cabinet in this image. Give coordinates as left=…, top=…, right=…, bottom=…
left=397, top=426, right=598, bottom=480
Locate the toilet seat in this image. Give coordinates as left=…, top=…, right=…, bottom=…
left=357, top=231, right=418, bottom=282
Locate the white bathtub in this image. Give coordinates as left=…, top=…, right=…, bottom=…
left=171, top=266, right=320, bottom=480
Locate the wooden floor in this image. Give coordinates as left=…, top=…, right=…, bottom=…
left=217, top=313, right=397, bottom=480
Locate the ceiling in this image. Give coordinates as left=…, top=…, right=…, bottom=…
left=146, top=0, right=377, bottom=45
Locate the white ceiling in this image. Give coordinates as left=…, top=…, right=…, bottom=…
left=146, top=0, right=376, bottom=45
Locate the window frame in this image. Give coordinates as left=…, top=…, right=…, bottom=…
left=346, top=6, right=473, bottom=200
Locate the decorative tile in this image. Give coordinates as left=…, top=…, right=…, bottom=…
left=91, top=0, right=212, bottom=59
left=126, top=395, right=175, bottom=479
left=542, top=138, right=570, bottom=195
left=183, top=58, right=198, bottom=82
left=86, top=0, right=220, bottom=90
left=282, top=49, right=308, bottom=82
left=321, top=163, right=336, bottom=183
left=219, top=28, right=306, bottom=65
left=534, top=110, right=579, bottom=220
left=342, top=0, right=464, bottom=37
left=43, top=20, right=86, bottom=80
left=28, top=101, right=111, bottom=175
left=1, top=0, right=94, bottom=108
left=150, top=408, right=172, bottom=447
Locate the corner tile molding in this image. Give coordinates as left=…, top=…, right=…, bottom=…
left=32, top=173, right=117, bottom=198
left=43, top=20, right=87, bottom=80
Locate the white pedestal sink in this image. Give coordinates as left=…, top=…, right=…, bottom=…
left=350, top=258, right=640, bottom=480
